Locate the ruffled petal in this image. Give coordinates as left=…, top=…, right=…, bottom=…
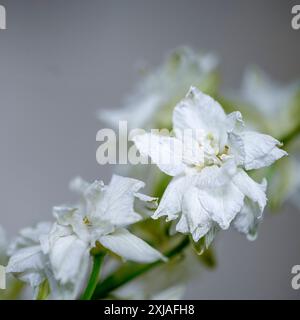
left=226, top=111, right=244, bottom=132
left=195, top=159, right=237, bottom=189
left=232, top=169, right=267, bottom=215
left=69, top=177, right=105, bottom=217
left=234, top=198, right=263, bottom=241
left=99, top=175, right=144, bottom=227
left=153, top=175, right=193, bottom=221
left=52, top=207, right=77, bottom=226
left=46, top=228, right=90, bottom=285
left=7, top=222, right=52, bottom=256
left=227, top=132, right=245, bottom=166
left=240, top=131, right=287, bottom=170
left=133, top=133, right=187, bottom=176
left=198, top=181, right=245, bottom=230
left=176, top=187, right=212, bottom=242
left=173, top=87, right=227, bottom=148
left=6, top=245, right=46, bottom=287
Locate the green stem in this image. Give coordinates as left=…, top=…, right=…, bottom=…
left=81, top=252, right=106, bottom=300
left=92, top=236, right=190, bottom=300
left=280, top=122, right=300, bottom=146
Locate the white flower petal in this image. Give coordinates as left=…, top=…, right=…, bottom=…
left=234, top=198, right=263, bottom=241
left=45, top=261, right=89, bottom=300
left=6, top=222, right=54, bottom=294
left=176, top=187, right=212, bottom=242
left=69, top=213, right=93, bottom=243
left=6, top=245, right=46, bottom=287
left=133, top=133, right=187, bottom=176
left=204, top=224, right=219, bottom=248
left=99, top=228, right=166, bottom=263
left=198, top=181, right=245, bottom=230
left=8, top=222, right=52, bottom=256
left=227, top=132, right=245, bottom=165
left=232, top=169, right=267, bottom=214
left=99, top=175, right=144, bottom=227
left=195, top=159, right=237, bottom=188
left=134, top=193, right=157, bottom=203
left=173, top=87, right=227, bottom=147
left=226, top=111, right=244, bottom=132
left=8, top=222, right=52, bottom=255
left=134, top=192, right=158, bottom=215
left=22, top=272, right=46, bottom=289
left=153, top=175, right=193, bottom=221
left=70, top=179, right=105, bottom=218
left=41, top=223, right=91, bottom=299
left=47, top=232, right=90, bottom=285
left=7, top=245, right=44, bottom=273
left=84, top=180, right=105, bottom=208
left=52, top=207, right=77, bottom=226
left=240, top=131, right=287, bottom=170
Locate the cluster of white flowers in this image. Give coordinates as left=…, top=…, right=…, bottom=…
left=3, top=87, right=287, bottom=299
left=1, top=48, right=294, bottom=300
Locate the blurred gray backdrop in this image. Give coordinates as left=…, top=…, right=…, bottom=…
left=0, top=0, right=299, bottom=299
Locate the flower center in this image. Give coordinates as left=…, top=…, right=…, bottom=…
left=83, top=216, right=92, bottom=226
left=202, top=133, right=230, bottom=167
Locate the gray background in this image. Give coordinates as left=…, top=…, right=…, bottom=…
left=0, top=0, right=299, bottom=299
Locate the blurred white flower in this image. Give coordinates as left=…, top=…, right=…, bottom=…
left=0, top=225, right=7, bottom=266
left=6, top=222, right=89, bottom=300
left=5, top=222, right=65, bottom=299
left=134, top=87, right=287, bottom=243
left=7, top=222, right=51, bottom=290
left=235, top=66, right=300, bottom=137
left=1, top=225, right=26, bottom=300
left=99, top=47, right=219, bottom=130
left=41, top=175, right=166, bottom=295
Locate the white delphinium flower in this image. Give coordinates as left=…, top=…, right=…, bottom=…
left=3, top=220, right=96, bottom=300
left=6, top=222, right=61, bottom=298
left=99, top=47, right=219, bottom=131
left=41, top=175, right=166, bottom=298
left=133, top=87, right=287, bottom=244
